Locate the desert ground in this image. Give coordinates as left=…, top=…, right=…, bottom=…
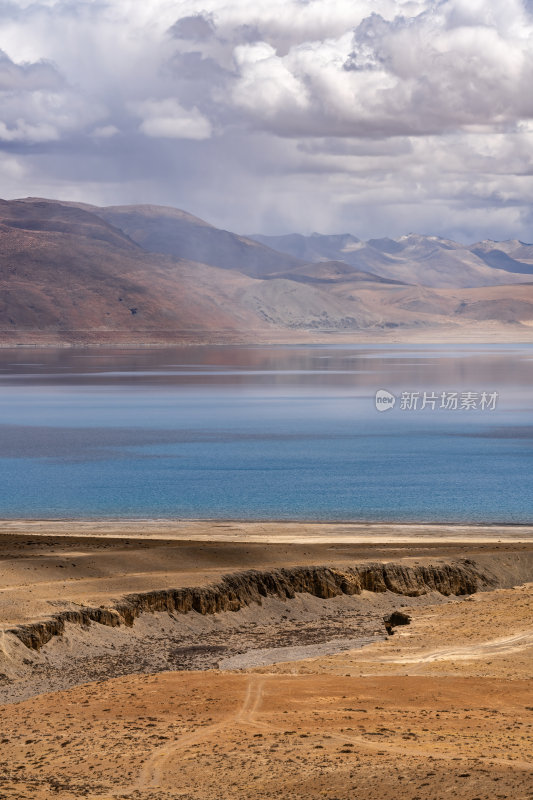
left=0, top=522, right=531, bottom=799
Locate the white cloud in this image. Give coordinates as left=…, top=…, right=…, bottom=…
left=232, top=42, right=310, bottom=124
left=0, top=0, right=532, bottom=241
left=130, top=98, right=212, bottom=140
left=227, top=3, right=533, bottom=137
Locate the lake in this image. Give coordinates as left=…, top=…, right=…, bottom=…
left=0, top=343, right=531, bottom=522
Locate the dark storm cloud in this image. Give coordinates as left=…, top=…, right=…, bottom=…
left=0, top=0, right=532, bottom=242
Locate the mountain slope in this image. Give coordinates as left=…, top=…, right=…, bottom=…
left=470, top=240, right=533, bottom=276
left=2, top=197, right=533, bottom=345
left=93, top=204, right=304, bottom=278
left=0, top=198, right=395, bottom=342
left=0, top=198, right=263, bottom=340
left=251, top=232, right=533, bottom=288
left=251, top=232, right=362, bottom=263
left=263, top=260, right=406, bottom=286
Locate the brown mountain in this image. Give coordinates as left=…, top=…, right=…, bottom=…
left=91, top=203, right=304, bottom=278
left=0, top=198, right=263, bottom=343
left=2, top=197, right=533, bottom=345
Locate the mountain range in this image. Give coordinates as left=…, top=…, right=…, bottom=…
left=1, top=196, right=533, bottom=345
left=250, top=232, right=533, bottom=288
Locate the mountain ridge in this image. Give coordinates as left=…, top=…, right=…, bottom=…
left=251, top=231, right=533, bottom=288
left=2, top=197, right=533, bottom=345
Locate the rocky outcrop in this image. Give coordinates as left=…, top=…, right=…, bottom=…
left=8, top=559, right=494, bottom=651
left=383, top=610, right=412, bottom=635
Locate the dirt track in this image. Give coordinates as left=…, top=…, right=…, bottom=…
left=0, top=524, right=531, bottom=799
left=0, top=668, right=531, bottom=799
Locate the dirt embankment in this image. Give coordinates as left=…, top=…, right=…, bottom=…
left=8, top=559, right=493, bottom=652
left=0, top=530, right=531, bottom=799
left=1, top=534, right=531, bottom=704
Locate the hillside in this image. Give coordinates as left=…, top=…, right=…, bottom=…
left=93, top=204, right=303, bottom=278
left=0, top=198, right=263, bottom=343
left=1, top=197, right=533, bottom=345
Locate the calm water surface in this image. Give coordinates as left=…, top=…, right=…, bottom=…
left=0, top=344, right=531, bottom=522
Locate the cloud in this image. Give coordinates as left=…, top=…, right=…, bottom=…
left=169, top=13, right=216, bottom=41
left=130, top=99, right=212, bottom=140
left=0, top=119, right=59, bottom=142
left=228, top=4, right=533, bottom=137
left=0, top=46, right=106, bottom=143
left=92, top=124, right=119, bottom=139
left=0, top=49, right=63, bottom=91
left=0, top=0, right=532, bottom=242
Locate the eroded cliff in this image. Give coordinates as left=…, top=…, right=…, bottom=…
left=8, top=559, right=495, bottom=652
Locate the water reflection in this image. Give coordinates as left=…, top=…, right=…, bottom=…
left=0, top=344, right=531, bottom=521
left=0, top=344, right=531, bottom=391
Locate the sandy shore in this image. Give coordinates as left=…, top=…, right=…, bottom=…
left=0, top=521, right=531, bottom=799
left=1, top=518, right=533, bottom=542
left=4, top=320, right=533, bottom=346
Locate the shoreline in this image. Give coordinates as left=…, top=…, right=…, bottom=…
left=1, top=519, right=532, bottom=543
left=2, top=326, right=533, bottom=347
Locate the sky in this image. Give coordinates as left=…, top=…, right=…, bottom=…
left=0, top=0, right=533, bottom=242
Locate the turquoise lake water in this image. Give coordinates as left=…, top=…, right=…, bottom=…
left=0, top=343, right=531, bottom=522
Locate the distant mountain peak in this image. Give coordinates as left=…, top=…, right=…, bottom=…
left=250, top=228, right=533, bottom=288
left=309, top=231, right=360, bottom=242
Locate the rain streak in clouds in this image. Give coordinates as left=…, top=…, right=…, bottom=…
left=0, top=0, right=533, bottom=241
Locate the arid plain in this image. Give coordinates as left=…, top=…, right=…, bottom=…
left=0, top=522, right=531, bottom=800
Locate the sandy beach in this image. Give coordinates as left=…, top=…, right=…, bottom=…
left=2, top=518, right=533, bottom=542
left=0, top=521, right=531, bottom=799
